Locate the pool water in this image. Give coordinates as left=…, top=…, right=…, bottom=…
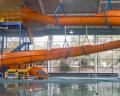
left=0, top=78, right=120, bottom=96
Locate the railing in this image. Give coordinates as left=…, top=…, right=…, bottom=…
left=49, top=67, right=120, bottom=73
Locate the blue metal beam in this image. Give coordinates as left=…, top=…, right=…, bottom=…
left=0, top=29, right=5, bottom=54
left=105, top=0, right=112, bottom=10
left=19, top=22, right=22, bottom=51
left=11, top=42, right=31, bottom=52
left=54, top=0, right=67, bottom=26
left=103, top=0, right=112, bottom=27
left=0, top=22, right=24, bottom=28
left=0, top=22, right=31, bottom=52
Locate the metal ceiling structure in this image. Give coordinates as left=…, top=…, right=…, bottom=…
left=0, top=27, right=119, bottom=37
left=0, top=0, right=120, bottom=36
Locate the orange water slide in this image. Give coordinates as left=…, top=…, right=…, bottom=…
left=21, top=7, right=120, bottom=26
left=0, top=40, right=120, bottom=66
left=29, top=67, right=48, bottom=79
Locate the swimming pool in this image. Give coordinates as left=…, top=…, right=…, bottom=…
left=0, top=77, right=120, bottom=96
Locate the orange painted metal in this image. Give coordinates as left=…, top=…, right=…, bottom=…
left=2, top=7, right=120, bottom=26
left=22, top=7, right=120, bottom=26
left=22, top=7, right=56, bottom=25
left=0, top=40, right=120, bottom=66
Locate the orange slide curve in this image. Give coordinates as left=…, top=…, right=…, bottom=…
left=21, top=7, right=120, bottom=26
left=29, top=67, right=48, bottom=79
left=0, top=40, right=120, bottom=66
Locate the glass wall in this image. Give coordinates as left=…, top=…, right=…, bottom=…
left=4, top=35, right=120, bottom=73
left=50, top=35, right=120, bottom=73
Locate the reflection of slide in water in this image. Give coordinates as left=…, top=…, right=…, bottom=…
left=4, top=83, right=46, bottom=91
left=4, top=83, right=18, bottom=91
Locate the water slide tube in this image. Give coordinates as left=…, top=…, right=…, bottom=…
left=3, top=6, right=120, bottom=26
left=21, top=7, right=120, bottom=26
left=0, top=40, right=120, bottom=66
left=29, top=67, right=48, bottom=79
left=1, top=40, right=120, bottom=79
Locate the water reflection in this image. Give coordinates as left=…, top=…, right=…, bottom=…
left=0, top=81, right=120, bottom=96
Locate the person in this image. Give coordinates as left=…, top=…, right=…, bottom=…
left=0, top=66, right=2, bottom=72
left=2, top=66, right=8, bottom=78
left=0, top=65, right=3, bottom=78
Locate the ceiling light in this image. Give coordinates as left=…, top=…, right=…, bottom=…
left=70, top=30, right=74, bottom=34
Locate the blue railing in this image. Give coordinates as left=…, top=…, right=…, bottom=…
left=11, top=42, right=31, bottom=52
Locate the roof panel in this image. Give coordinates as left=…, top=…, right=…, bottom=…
left=42, top=0, right=99, bottom=14
left=23, top=0, right=42, bottom=13
left=0, top=0, right=21, bottom=15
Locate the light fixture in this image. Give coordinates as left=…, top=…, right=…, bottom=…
left=69, top=30, right=74, bottom=34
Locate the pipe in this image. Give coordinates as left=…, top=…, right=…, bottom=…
left=22, top=7, right=120, bottom=26
left=0, top=40, right=120, bottom=65
left=3, top=7, right=120, bottom=26
left=2, top=7, right=120, bottom=26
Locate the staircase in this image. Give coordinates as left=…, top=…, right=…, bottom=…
left=11, top=42, right=31, bottom=52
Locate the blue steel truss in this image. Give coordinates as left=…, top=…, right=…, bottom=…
left=54, top=0, right=67, bottom=26
left=101, top=0, right=112, bottom=27
left=0, top=22, right=31, bottom=53
left=11, top=42, right=31, bottom=52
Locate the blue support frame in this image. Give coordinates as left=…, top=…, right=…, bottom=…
left=26, top=29, right=31, bottom=51
left=19, top=22, right=22, bottom=51
left=0, top=22, right=22, bottom=53
left=102, top=0, right=112, bottom=27
left=54, top=0, right=67, bottom=26
left=11, top=28, right=31, bottom=52
left=24, top=32, right=29, bottom=51
left=0, top=22, right=23, bottom=28
left=24, top=42, right=30, bottom=51
left=11, top=42, right=31, bottom=52
left=0, top=29, right=5, bottom=54
left=105, top=0, right=112, bottom=11
left=0, top=22, right=31, bottom=52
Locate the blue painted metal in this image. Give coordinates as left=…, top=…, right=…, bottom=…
left=0, top=22, right=24, bottom=29
left=103, top=0, right=112, bottom=27
left=0, top=29, right=5, bottom=54
left=0, top=22, right=26, bottom=52
left=27, top=44, right=29, bottom=50
left=19, top=22, right=22, bottom=51
left=54, top=2, right=67, bottom=15
left=25, top=30, right=31, bottom=50
left=0, top=22, right=30, bottom=53
left=24, top=42, right=30, bottom=51
left=54, top=0, right=67, bottom=26
left=105, top=0, right=112, bottom=10
left=11, top=42, right=31, bottom=52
